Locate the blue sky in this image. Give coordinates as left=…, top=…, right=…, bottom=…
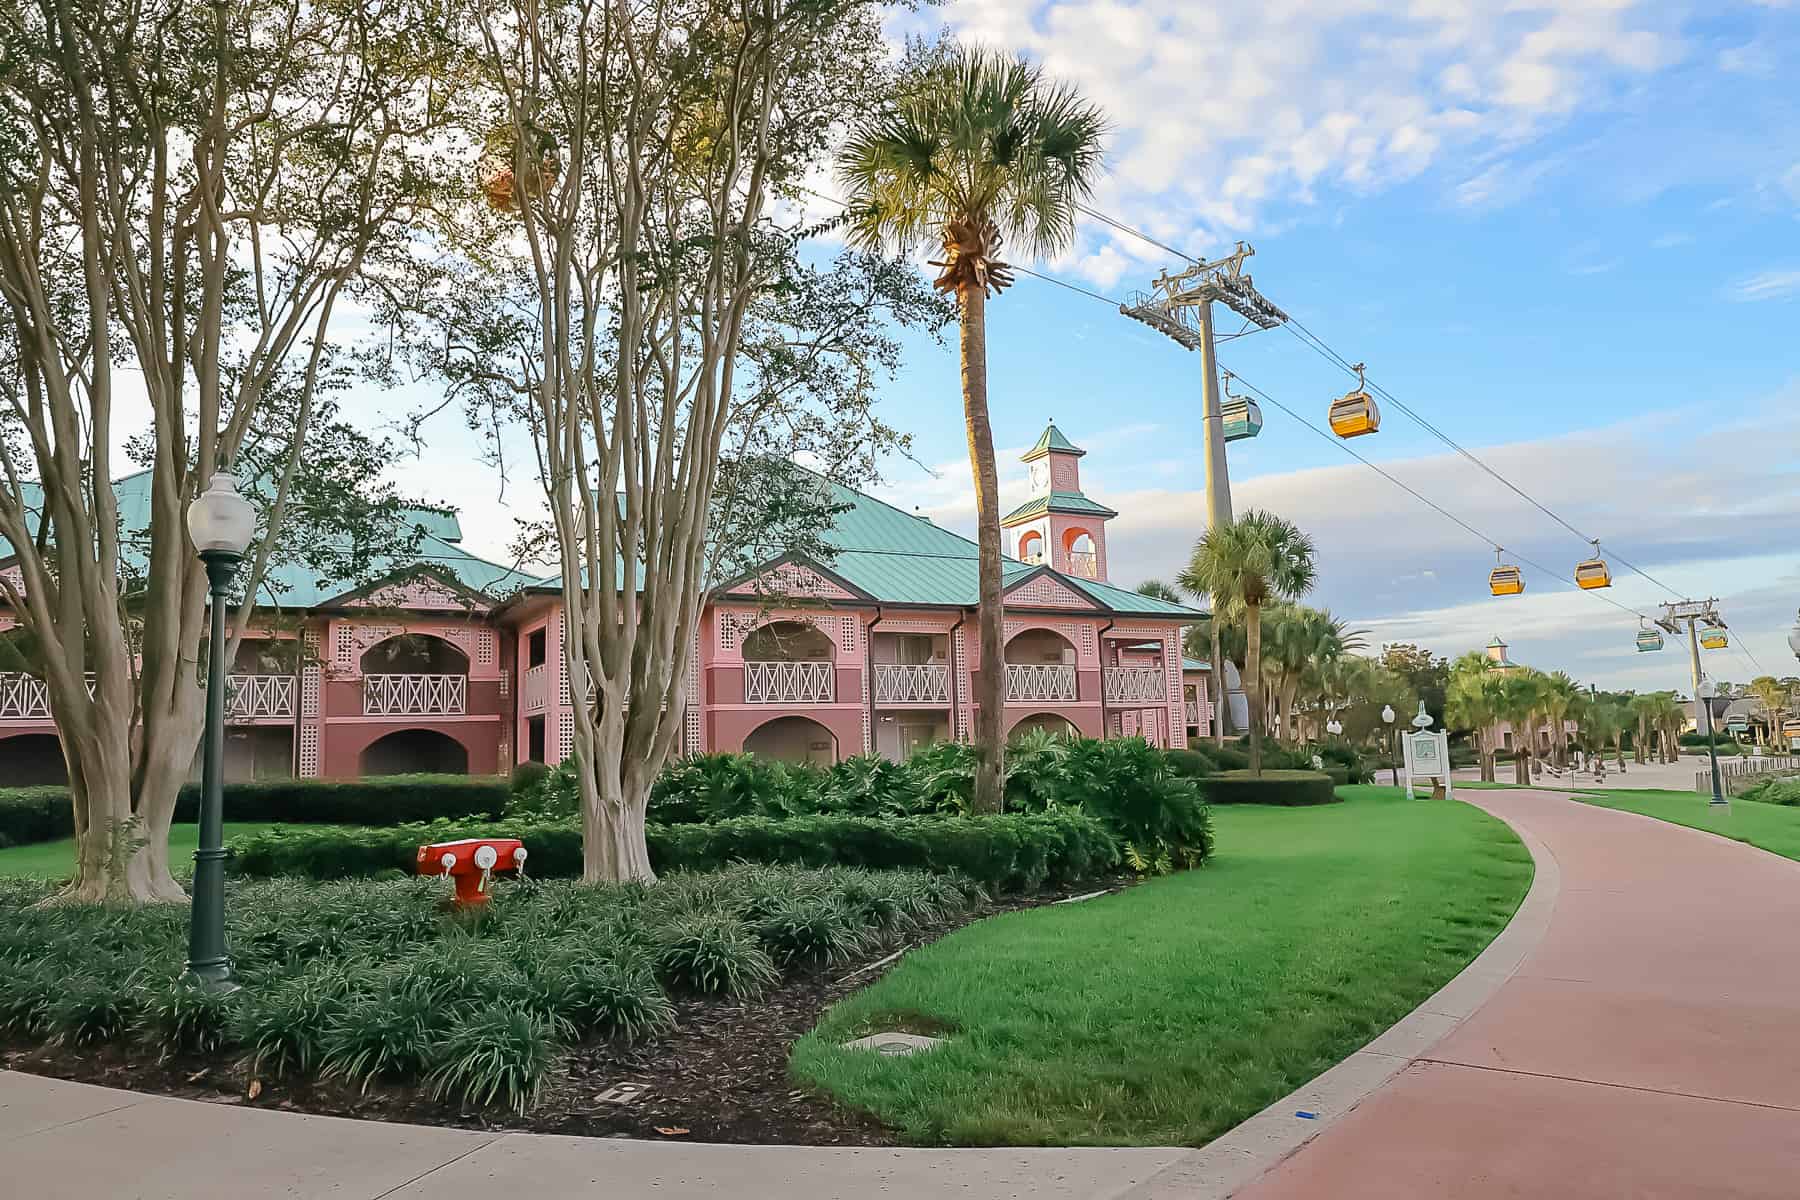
left=838, top=0, right=1800, bottom=690
left=375, top=0, right=1800, bottom=691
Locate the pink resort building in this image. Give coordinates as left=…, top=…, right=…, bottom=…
left=1, top=424, right=1208, bottom=784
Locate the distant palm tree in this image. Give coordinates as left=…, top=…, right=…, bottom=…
left=1748, top=676, right=1787, bottom=748
left=1498, top=670, right=1550, bottom=785
left=1447, top=651, right=1505, bottom=782
left=1135, top=579, right=1182, bottom=604
left=1179, top=511, right=1316, bottom=775
left=839, top=45, right=1106, bottom=813
left=1542, top=671, right=1582, bottom=769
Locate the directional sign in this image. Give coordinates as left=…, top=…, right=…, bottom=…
left=1662, top=600, right=1716, bottom=620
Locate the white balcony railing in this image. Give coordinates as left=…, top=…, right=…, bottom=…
left=873, top=663, right=950, bottom=705
left=225, top=674, right=296, bottom=720
left=744, top=660, right=834, bottom=704
left=364, top=673, right=467, bottom=716
left=1005, top=663, right=1078, bottom=703
left=1104, top=666, right=1166, bottom=705
left=522, top=663, right=549, bottom=713
left=1065, top=550, right=1099, bottom=579
left=0, top=672, right=51, bottom=720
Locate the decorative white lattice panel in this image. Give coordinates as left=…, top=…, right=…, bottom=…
left=1007, top=574, right=1093, bottom=610
left=861, top=662, right=872, bottom=753
left=1081, top=625, right=1096, bottom=661
left=684, top=630, right=702, bottom=753
left=477, top=630, right=496, bottom=667
left=1164, top=636, right=1186, bottom=748
left=557, top=711, right=575, bottom=765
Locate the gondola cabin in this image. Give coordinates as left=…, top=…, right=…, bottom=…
left=1574, top=557, right=1611, bottom=589
left=1700, top=628, right=1729, bottom=651
left=1635, top=627, right=1664, bottom=652
left=1488, top=565, right=1524, bottom=596
left=1328, top=390, right=1379, bottom=438
left=1221, top=398, right=1263, bottom=442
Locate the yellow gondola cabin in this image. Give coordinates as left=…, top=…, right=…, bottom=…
left=1328, top=363, right=1379, bottom=438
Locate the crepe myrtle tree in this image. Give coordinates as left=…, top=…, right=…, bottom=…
left=392, top=0, right=950, bottom=883
left=0, top=0, right=454, bottom=902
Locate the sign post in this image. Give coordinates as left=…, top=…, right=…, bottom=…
left=1401, top=702, right=1454, bottom=800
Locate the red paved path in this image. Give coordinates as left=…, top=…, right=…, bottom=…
left=1238, top=789, right=1800, bottom=1199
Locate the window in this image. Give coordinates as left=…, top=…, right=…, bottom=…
left=527, top=715, right=546, bottom=763
left=528, top=628, right=547, bottom=668
left=894, top=634, right=938, bottom=665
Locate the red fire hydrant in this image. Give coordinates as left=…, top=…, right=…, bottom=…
left=416, top=838, right=527, bottom=909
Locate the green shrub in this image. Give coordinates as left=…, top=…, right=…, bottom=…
left=48, top=973, right=144, bottom=1045
left=648, top=753, right=822, bottom=823
left=510, top=761, right=553, bottom=796
left=0, top=959, right=60, bottom=1036
left=820, top=755, right=928, bottom=817
left=1208, top=744, right=1251, bottom=771
left=1163, top=748, right=1219, bottom=778
left=426, top=1003, right=556, bottom=1114
left=653, top=912, right=780, bottom=997
left=1199, top=770, right=1339, bottom=807
left=902, top=740, right=977, bottom=813
left=1055, top=738, right=1213, bottom=872
left=0, top=787, right=75, bottom=846
left=1740, top=776, right=1800, bottom=806
left=230, top=810, right=1117, bottom=893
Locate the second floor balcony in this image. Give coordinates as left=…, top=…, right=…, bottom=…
left=1103, top=666, right=1166, bottom=705
left=0, top=672, right=52, bottom=721
left=364, top=673, right=468, bottom=716
left=1005, top=662, right=1078, bottom=702
left=224, top=674, right=296, bottom=720
left=744, top=660, right=834, bottom=704
left=873, top=663, right=950, bottom=705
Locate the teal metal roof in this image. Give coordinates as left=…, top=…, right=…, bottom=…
left=1021, top=422, right=1085, bottom=462
left=1000, top=490, right=1119, bottom=523
left=1182, top=656, right=1210, bottom=672
left=2, top=470, right=526, bottom=609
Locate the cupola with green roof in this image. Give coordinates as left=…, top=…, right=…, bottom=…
left=1003, top=421, right=1117, bottom=581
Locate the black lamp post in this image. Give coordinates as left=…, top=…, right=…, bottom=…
left=184, top=472, right=257, bottom=991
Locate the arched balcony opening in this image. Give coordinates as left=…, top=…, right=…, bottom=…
left=1003, top=628, right=1078, bottom=702
left=741, top=620, right=835, bottom=704
left=361, top=634, right=469, bottom=715
left=1062, top=529, right=1098, bottom=579
left=744, top=715, right=838, bottom=765
left=360, top=728, right=470, bottom=776
left=1018, top=529, right=1045, bottom=565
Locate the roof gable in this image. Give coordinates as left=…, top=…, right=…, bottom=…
left=1004, top=567, right=1100, bottom=611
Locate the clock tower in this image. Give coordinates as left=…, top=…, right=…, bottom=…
left=1002, top=422, right=1118, bottom=581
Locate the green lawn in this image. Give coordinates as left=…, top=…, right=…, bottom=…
left=792, top=785, right=1533, bottom=1146
left=1575, top=789, right=1800, bottom=863
left=0, top=822, right=297, bottom=880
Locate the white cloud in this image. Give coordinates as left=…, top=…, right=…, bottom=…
left=1651, top=231, right=1692, bottom=249
left=905, top=0, right=1681, bottom=276
left=1727, top=269, right=1800, bottom=302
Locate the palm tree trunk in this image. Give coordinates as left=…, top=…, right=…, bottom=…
left=960, top=281, right=1005, bottom=813
left=1635, top=716, right=1646, bottom=764
left=1246, top=600, right=1264, bottom=776
left=1209, top=651, right=1225, bottom=745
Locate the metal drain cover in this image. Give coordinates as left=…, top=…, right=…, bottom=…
left=843, top=1032, right=944, bottom=1057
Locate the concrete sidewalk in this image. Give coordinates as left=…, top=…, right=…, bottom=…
left=1228, top=789, right=1800, bottom=1199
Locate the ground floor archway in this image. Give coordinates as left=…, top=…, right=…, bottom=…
left=743, top=715, right=838, bottom=765
left=1008, top=712, right=1078, bottom=739
left=0, top=733, right=66, bottom=785
left=359, top=728, right=470, bottom=776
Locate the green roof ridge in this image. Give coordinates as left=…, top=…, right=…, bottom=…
left=1021, top=422, right=1085, bottom=462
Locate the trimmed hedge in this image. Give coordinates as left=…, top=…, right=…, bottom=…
left=0, top=775, right=507, bottom=847
left=0, top=788, right=71, bottom=849
left=228, top=810, right=1121, bottom=894
left=1198, top=770, right=1339, bottom=807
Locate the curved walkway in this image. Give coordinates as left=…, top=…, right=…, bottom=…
left=5, top=789, right=1798, bottom=1198
left=1221, top=788, right=1800, bottom=1198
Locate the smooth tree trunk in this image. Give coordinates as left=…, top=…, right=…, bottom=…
left=1635, top=716, right=1647, bottom=764
left=1246, top=600, right=1265, bottom=776
left=959, top=283, right=1006, bottom=813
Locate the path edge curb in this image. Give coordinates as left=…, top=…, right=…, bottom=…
left=1117, top=796, right=1562, bottom=1200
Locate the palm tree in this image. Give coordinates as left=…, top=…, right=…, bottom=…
left=1179, top=510, right=1317, bottom=775
left=1498, top=670, right=1549, bottom=785
left=1447, top=652, right=1504, bottom=783
left=1748, top=676, right=1786, bottom=748
left=1135, top=579, right=1182, bottom=604
left=1542, top=671, right=1582, bottom=769
left=839, top=46, right=1106, bottom=813
left=1185, top=616, right=1243, bottom=746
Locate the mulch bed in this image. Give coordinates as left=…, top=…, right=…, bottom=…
left=4, top=877, right=1131, bottom=1145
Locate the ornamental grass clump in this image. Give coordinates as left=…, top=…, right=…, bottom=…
left=540, top=959, right=674, bottom=1042
left=2, top=961, right=65, bottom=1038
left=233, top=967, right=353, bottom=1076
left=653, top=911, right=779, bottom=997
left=321, top=988, right=456, bottom=1089
left=138, top=977, right=238, bottom=1056
left=47, top=974, right=145, bottom=1047
left=426, top=1003, right=556, bottom=1114
left=751, top=895, right=866, bottom=967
